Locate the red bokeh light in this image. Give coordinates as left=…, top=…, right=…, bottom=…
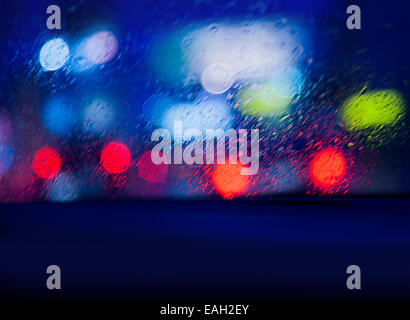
left=212, top=163, right=250, bottom=199
left=32, top=147, right=62, bottom=179
left=310, top=148, right=346, bottom=188
left=101, top=142, right=131, bottom=174
left=137, top=151, right=168, bottom=184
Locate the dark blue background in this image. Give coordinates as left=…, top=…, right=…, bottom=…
left=1, top=198, right=410, bottom=299
left=0, top=0, right=410, bottom=299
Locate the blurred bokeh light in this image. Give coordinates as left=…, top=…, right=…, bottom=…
left=39, top=38, right=70, bottom=71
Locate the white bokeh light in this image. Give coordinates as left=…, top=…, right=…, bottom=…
left=200, top=63, right=234, bottom=95
left=39, top=38, right=70, bottom=71
left=83, top=31, right=118, bottom=64
left=183, top=21, right=305, bottom=87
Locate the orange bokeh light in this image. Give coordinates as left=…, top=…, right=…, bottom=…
left=310, top=148, right=346, bottom=188
left=212, top=163, right=250, bottom=199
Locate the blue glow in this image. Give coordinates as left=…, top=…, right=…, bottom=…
left=148, top=32, right=188, bottom=85
left=268, top=67, right=305, bottom=98
left=0, top=144, right=14, bottom=174
left=39, top=38, right=70, bottom=71
left=161, top=96, right=233, bottom=134
left=143, top=94, right=176, bottom=126
left=71, top=47, right=94, bottom=72
left=42, top=97, right=77, bottom=136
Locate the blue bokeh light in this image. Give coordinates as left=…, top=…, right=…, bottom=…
left=46, top=173, right=79, bottom=202
left=82, top=98, right=115, bottom=136
left=42, top=97, right=77, bottom=136
left=142, top=94, right=176, bottom=126
left=161, top=96, right=233, bottom=135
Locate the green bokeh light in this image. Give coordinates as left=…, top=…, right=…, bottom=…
left=341, top=90, right=406, bottom=131
left=237, top=83, right=292, bottom=118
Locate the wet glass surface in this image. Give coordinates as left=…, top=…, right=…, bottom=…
left=0, top=0, right=409, bottom=201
